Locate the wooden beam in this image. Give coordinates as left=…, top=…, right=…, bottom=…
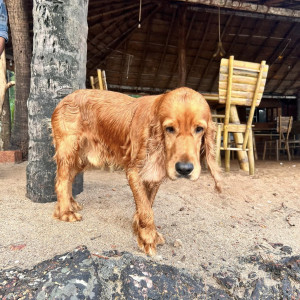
left=184, top=4, right=300, bottom=22
left=196, top=15, right=233, bottom=91
left=164, top=10, right=196, bottom=89
left=178, top=6, right=187, bottom=87
left=135, top=18, right=153, bottom=87
left=269, top=42, right=299, bottom=93
left=117, top=41, right=128, bottom=87
left=277, top=61, right=299, bottom=93
left=282, top=70, right=300, bottom=95
left=208, top=17, right=244, bottom=92
left=265, top=24, right=298, bottom=93
left=87, top=4, right=160, bottom=70
left=266, top=23, right=298, bottom=66
left=89, top=9, right=140, bottom=42
left=89, top=2, right=154, bottom=33
left=152, top=9, right=177, bottom=87
left=88, top=2, right=141, bottom=22
left=107, top=83, right=299, bottom=97
left=250, top=21, right=280, bottom=62
left=263, top=0, right=285, bottom=6
left=240, top=19, right=263, bottom=61
left=186, top=13, right=211, bottom=80
left=176, top=0, right=300, bottom=19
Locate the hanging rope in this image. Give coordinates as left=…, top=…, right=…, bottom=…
left=213, top=6, right=226, bottom=58
left=138, top=0, right=142, bottom=28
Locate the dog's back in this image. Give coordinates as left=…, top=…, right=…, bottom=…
left=52, top=89, right=138, bottom=169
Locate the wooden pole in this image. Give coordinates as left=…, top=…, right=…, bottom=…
left=102, top=70, right=108, bottom=90
left=90, top=76, right=95, bottom=89
left=230, top=105, right=249, bottom=172
left=243, top=60, right=266, bottom=149
left=176, top=0, right=300, bottom=19
left=97, top=69, right=104, bottom=90
left=178, top=6, right=187, bottom=87
left=0, top=50, right=15, bottom=117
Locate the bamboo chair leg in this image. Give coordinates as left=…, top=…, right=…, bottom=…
left=253, top=134, right=258, bottom=160
left=263, top=141, right=267, bottom=160
left=286, top=141, right=291, bottom=161
left=248, top=130, right=255, bottom=175
left=276, top=140, right=279, bottom=161
left=215, top=124, right=222, bottom=166
left=225, top=150, right=230, bottom=172
left=290, top=143, right=294, bottom=159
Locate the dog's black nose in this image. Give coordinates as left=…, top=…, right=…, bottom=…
left=175, top=162, right=194, bottom=176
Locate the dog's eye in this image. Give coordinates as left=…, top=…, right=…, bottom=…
left=166, top=126, right=175, bottom=133
left=195, top=126, right=203, bottom=133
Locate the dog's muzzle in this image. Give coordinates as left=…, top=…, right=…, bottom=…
left=175, top=162, right=194, bottom=177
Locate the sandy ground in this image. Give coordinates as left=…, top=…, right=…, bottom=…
left=0, top=159, right=299, bottom=275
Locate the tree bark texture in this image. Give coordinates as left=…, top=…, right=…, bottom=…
left=26, top=0, right=88, bottom=203
left=0, top=51, right=14, bottom=116
left=0, top=91, right=11, bottom=150
left=6, top=0, right=31, bottom=158
left=0, top=50, right=15, bottom=150
left=0, top=52, right=7, bottom=117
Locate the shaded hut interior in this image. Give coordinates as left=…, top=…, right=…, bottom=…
left=86, top=0, right=299, bottom=98
left=4, top=0, right=300, bottom=156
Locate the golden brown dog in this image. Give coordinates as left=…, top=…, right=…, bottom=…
left=51, top=87, right=221, bottom=255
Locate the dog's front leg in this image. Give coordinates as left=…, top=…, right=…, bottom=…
left=126, top=168, right=164, bottom=256
left=143, top=181, right=161, bottom=207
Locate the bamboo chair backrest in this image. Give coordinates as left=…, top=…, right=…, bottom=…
left=219, top=56, right=269, bottom=107
left=219, top=56, right=269, bottom=149
left=90, top=69, right=107, bottom=90
left=277, top=116, right=293, bottom=143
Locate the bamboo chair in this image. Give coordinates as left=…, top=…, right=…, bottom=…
left=90, top=69, right=108, bottom=90
left=289, top=136, right=300, bottom=158
left=215, top=56, right=269, bottom=175
left=288, top=121, right=300, bottom=158
left=263, top=116, right=293, bottom=161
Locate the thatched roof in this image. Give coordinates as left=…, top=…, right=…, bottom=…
left=6, top=0, right=300, bottom=97
left=87, top=0, right=300, bottom=96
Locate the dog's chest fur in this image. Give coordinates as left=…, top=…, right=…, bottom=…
left=139, top=150, right=166, bottom=182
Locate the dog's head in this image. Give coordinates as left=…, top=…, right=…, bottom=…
left=130, top=87, right=221, bottom=191
left=154, top=87, right=221, bottom=190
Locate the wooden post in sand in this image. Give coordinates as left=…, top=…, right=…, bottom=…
left=230, top=106, right=249, bottom=172
left=0, top=51, right=15, bottom=117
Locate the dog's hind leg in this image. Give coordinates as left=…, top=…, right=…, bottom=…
left=53, top=164, right=82, bottom=222
left=53, top=137, right=83, bottom=222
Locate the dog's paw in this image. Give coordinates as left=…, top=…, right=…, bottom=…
left=70, top=198, right=83, bottom=211
left=136, top=229, right=165, bottom=256
left=132, top=213, right=165, bottom=256
left=156, top=231, right=165, bottom=245
left=53, top=210, right=82, bottom=222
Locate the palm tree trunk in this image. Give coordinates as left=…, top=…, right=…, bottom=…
left=0, top=91, right=11, bottom=150
left=26, top=0, right=88, bottom=202
left=6, top=0, right=31, bottom=159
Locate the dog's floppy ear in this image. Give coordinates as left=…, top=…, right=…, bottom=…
left=126, top=95, right=167, bottom=182
left=126, top=95, right=163, bottom=164
left=202, top=116, right=222, bottom=192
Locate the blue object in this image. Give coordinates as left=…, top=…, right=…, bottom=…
left=0, top=0, right=8, bottom=42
